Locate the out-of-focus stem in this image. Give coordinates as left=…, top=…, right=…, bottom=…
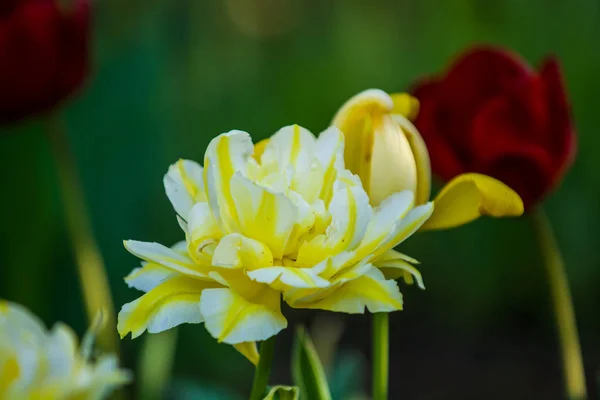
left=530, top=209, right=587, bottom=400
left=44, top=114, right=118, bottom=355
left=138, top=329, right=178, bottom=400
left=372, top=312, right=389, bottom=400
left=249, top=336, right=276, bottom=400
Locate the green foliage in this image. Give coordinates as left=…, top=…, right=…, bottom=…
left=292, top=327, right=332, bottom=400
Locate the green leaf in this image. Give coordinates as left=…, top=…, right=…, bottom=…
left=263, top=385, right=300, bottom=400
left=292, top=326, right=332, bottom=400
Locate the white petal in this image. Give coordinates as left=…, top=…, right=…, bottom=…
left=124, top=240, right=209, bottom=279
left=212, top=233, right=273, bottom=269
left=200, top=288, right=287, bottom=344
left=230, top=173, right=297, bottom=259
left=247, top=266, right=331, bottom=289
left=164, top=159, right=206, bottom=219
left=118, top=276, right=220, bottom=339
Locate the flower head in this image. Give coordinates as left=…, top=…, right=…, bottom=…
left=119, top=126, right=434, bottom=362
left=333, top=88, right=525, bottom=231
left=411, top=46, right=575, bottom=209
left=0, top=301, right=129, bottom=399
left=0, top=0, right=90, bottom=124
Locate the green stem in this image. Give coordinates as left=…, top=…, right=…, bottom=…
left=530, top=209, right=587, bottom=400
left=249, top=337, right=276, bottom=400
left=139, top=329, right=179, bottom=400
left=373, top=312, right=389, bottom=400
left=44, top=114, right=118, bottom=355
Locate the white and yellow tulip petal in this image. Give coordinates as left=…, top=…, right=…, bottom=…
left=164, top=159, right=206, bottom=219
left=212, top=233, right=273, bottom=270
left=374, top=250, right=424, bottom=289
left=200, top=287, right=287, bottom=344
left=421, top=173, right=524, bottom=231
left=230, top=173, right=297, bottom=259
left=124, top=240, right=210, bottom=279
left=372, top=202, right=434, bottom=259
left=204, top=130, right=256, bottom=232
left=118, top=276, right=221, bottom=339
left=247, top=266, right=331, bottom=290
left=290, top=266, right=403, bottom=313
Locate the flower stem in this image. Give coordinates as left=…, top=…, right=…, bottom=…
left=249, top=337, right=276, bottom=400
left=44, top=114, right=118, bottom=355
left=530, top=209, right=587, bottom=400
left=139, top=329, right=178, bottom=400
left=373, top=312, right=389, bottom=400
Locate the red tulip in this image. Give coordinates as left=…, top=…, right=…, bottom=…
left=0, top=0, right=90, bottom=124
left=412, top=46, right=575, bottom=210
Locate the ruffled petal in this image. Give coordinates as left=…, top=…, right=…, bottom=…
left=212, top=233, right=273, bottom=270
left=200, top=288, right=287, bottom=344
left=164, top=159, right=206, bottom=220
left=230, top=173, right=297, bottom=259
left=118, top=277, right=220, bottom=339
left=124, top=240, right=210, bottom=279
left=288, top=266, right=402, bottom=314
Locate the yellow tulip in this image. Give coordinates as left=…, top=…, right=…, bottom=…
left=333, top=89, right=524, bottom=229
left=119, top=125, right=435, bottom=364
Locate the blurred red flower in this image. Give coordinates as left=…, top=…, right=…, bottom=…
left=412, top=46, right=575, bottom=210
left=0, top=0, right=90, bottom=124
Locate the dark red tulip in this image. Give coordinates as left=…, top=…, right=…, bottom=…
left=411, top=46, right=575, bottom=209
left=0, top=0, right=90, bottom=124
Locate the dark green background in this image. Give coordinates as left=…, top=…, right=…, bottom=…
left=1, top=1, right=598, bottom=398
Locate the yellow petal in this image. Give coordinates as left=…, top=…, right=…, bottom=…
left=253, top=139, right=269, bottom=161
left=373, top=250, right=424, bottom=289
left=332, top=89, right=392, bottom=195
left=421, top=173, right=524, bottom=231
left=200, top=287, right=287, bottom=344
left=230, top=173, right=297, bottom=259
left=233, top=342, right=260, bottom=366
left=392, top=114, right=431, bottom=205
left=247, top=266, right=330, bottom=290
left=212, top=233, right=273, bottom=270
left=389, top=92, right=420, bottom=121
left=164, top=159, right=206, bottom=220
left=204, top=130, right=255, bottom=232
left=368, top=114, right=418, bottom=206
left=289, top=266, right=402, bottom=313
left=118, top=276, right=220, bottom=339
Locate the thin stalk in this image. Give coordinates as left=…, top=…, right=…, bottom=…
left=138, top=329, right=178, bottom=400
left=44, top=114, right=118, bottom=355
left=249, top=336, right=276, bottom=400
left=530, top=209, right=587, bottom=400
left=372, top=312, right=389, bottom=400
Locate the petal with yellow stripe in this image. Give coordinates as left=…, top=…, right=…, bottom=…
left=124, top=240, right=210, bottom=279
left=315, top=127, right=345, bottom=205
left=164, top=159, right=206, bottom=220
left=373, top=250, right=424, bottom=289
left=420, top=173, right=524, bottom=231
left=124, top=264, right=176, bottom=293
left=389, top=92, right=420, bottom=121
left=118, top=276, right=221, bottom=339
left=260, top=124, right=316, bottom=172
left=289, top=266, right=403, bottom=314
left=296, top=185, right=371, bottom=266
left=200, top=288, right=287, bottom=344
left=212, top=233, right=273, bottom=270
left=230, top=173, right=297, bottom=259
left=204, top=130, right=255, bottom=232
left=371, top=202, right=434, bottom=260
left=247, top=266, right=330, bottom=290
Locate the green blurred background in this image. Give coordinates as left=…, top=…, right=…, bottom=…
left=1, top=0, right=599, bottom=398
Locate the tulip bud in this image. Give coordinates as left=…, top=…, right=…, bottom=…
left=333, top=89, right=431, bottom=206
